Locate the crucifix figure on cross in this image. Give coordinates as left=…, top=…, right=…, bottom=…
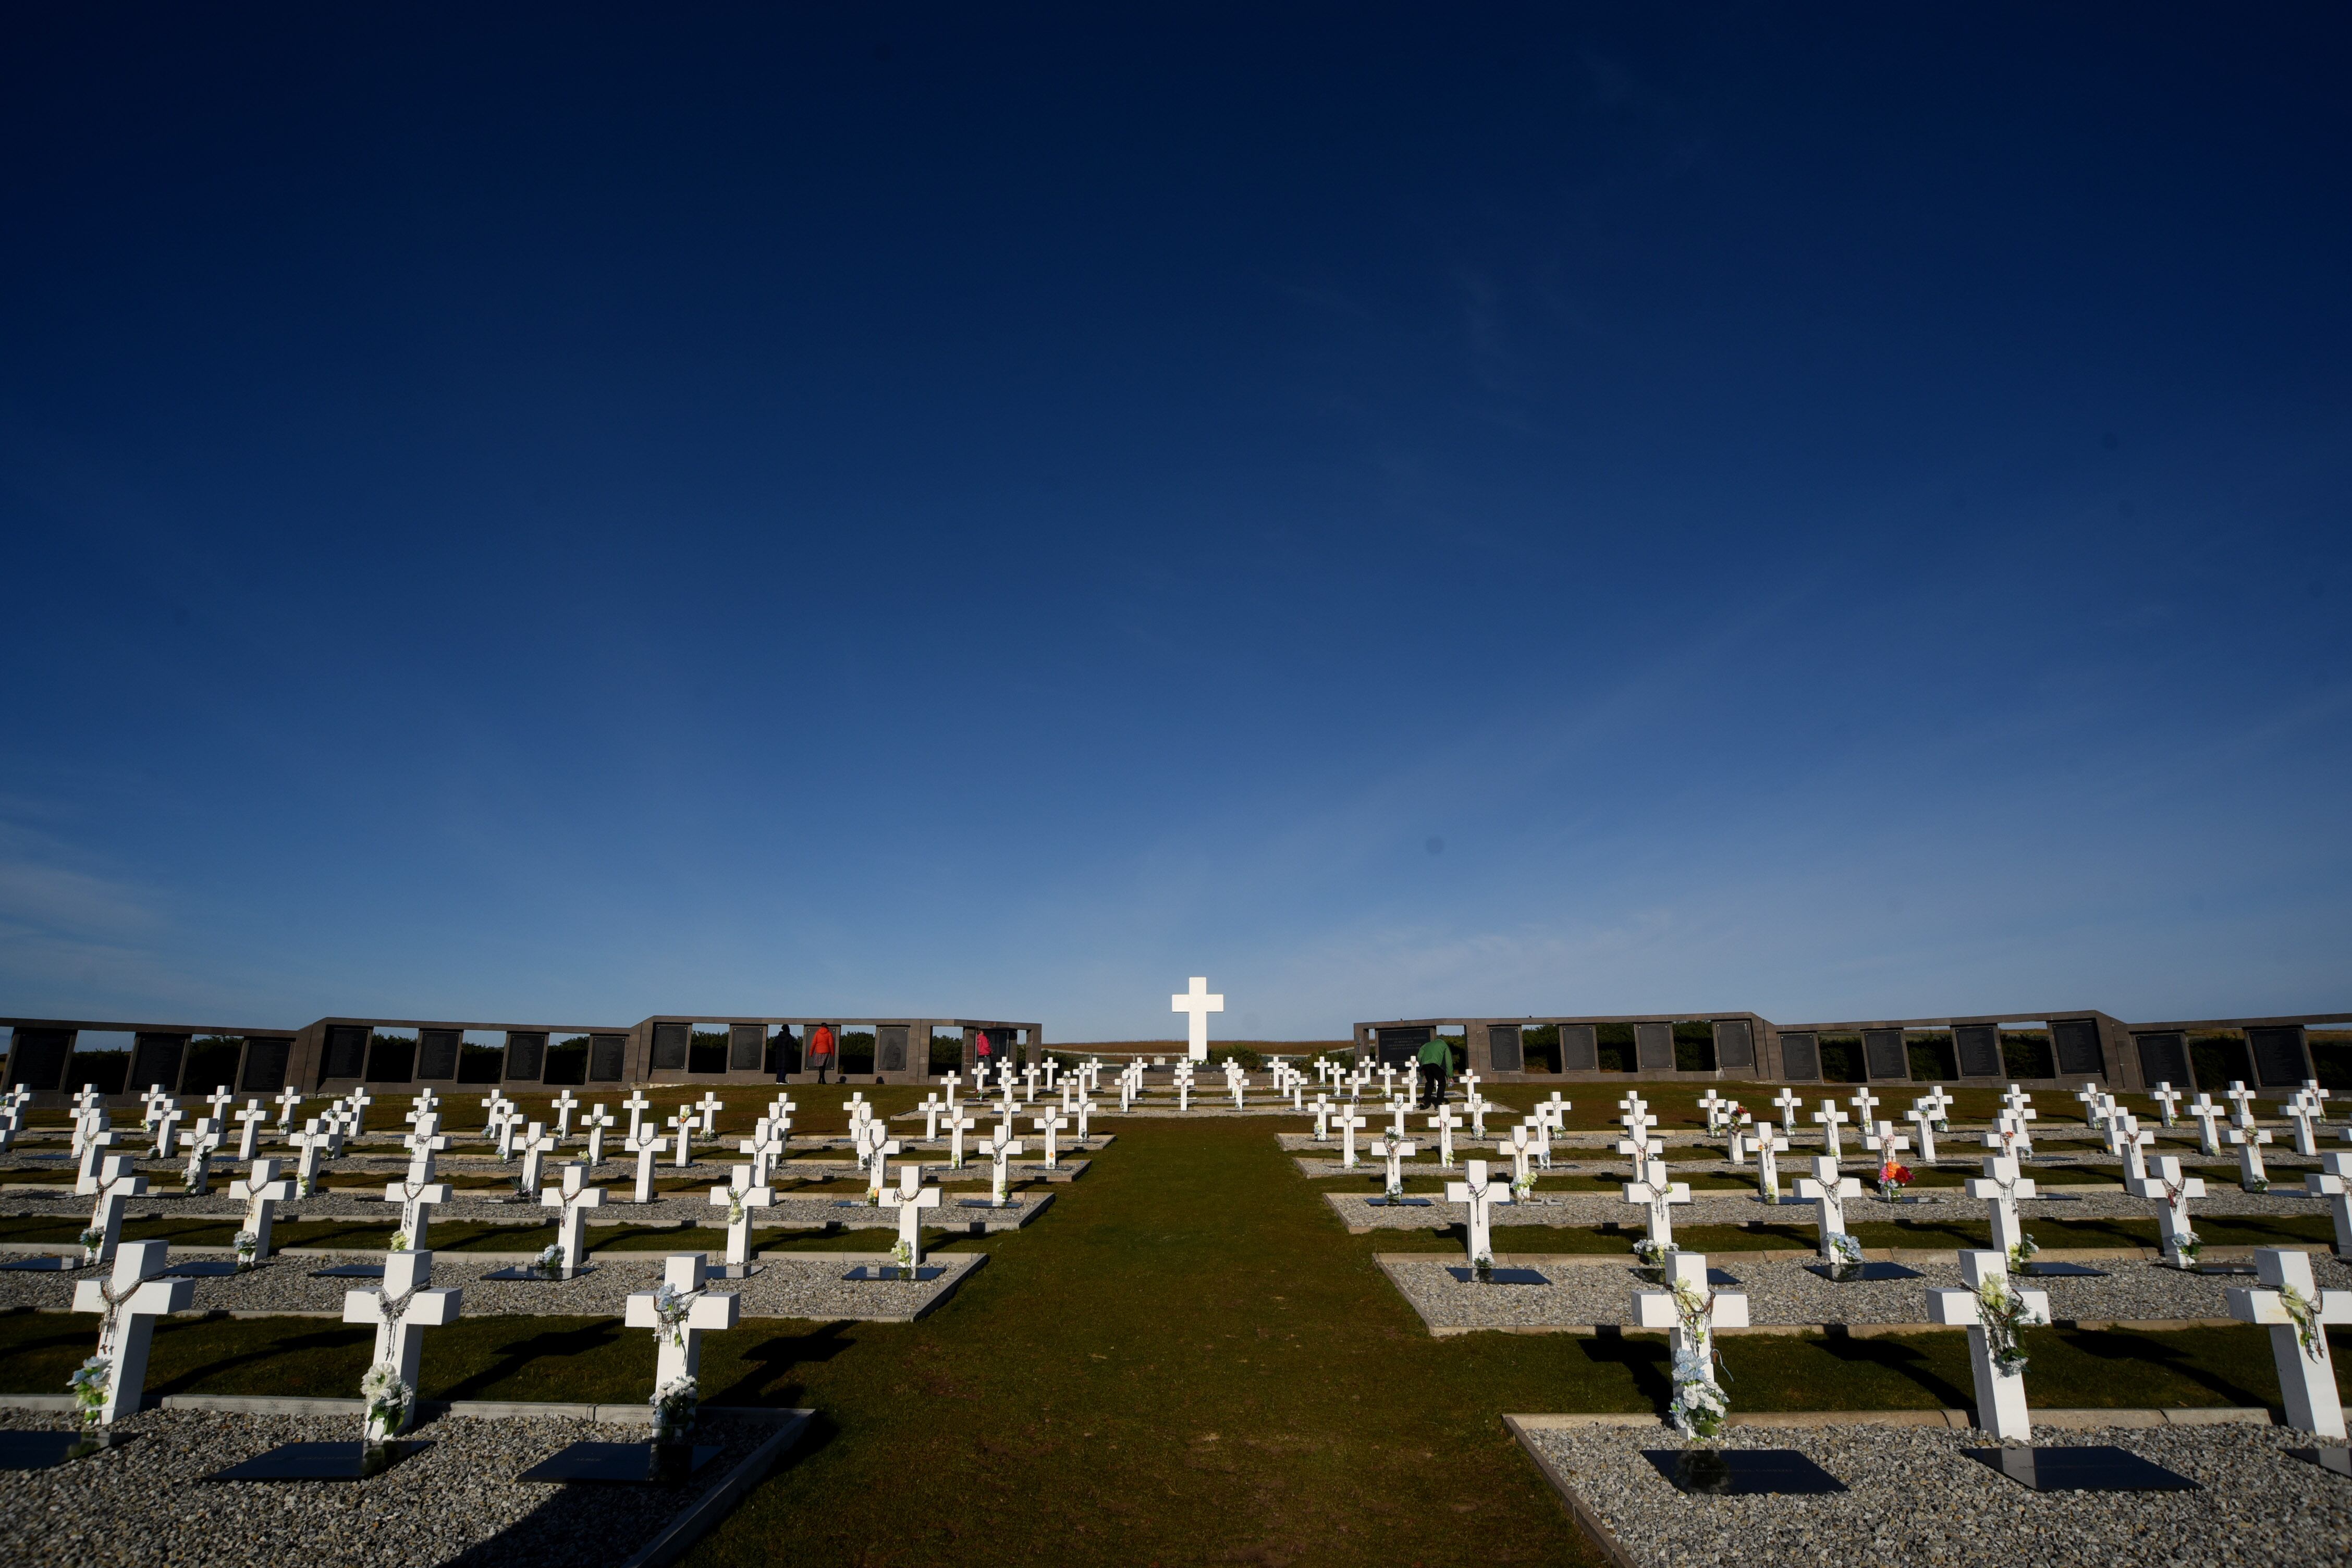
left=1171, top=975, right=1224, bottom=1063
left=71, top=1242, right=194, bottom=1426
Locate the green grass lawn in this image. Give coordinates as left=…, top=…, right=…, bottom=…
left=3, top=1115, right=2342, bottom=1568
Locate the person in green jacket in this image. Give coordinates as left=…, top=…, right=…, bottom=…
left=1416, top=1036, right=1451, bottom=1108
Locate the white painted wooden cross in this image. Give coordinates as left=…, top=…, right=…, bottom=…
left=690, top=1091, right=722, bottom=1135
left=1863, top=1120, right=1910, bottom=1193
left=181, top=1118, right=225, bottom=1195
left=1634, top=1251, right=1748, bottom=1373
left=1172, top=975, right=1223, bottom=1062
left=2148, top=1081, right=2185, bottom=1127
left=1771, top=1086, right=1804, bottom=1134
left=76, top=1125, right=125, bottom=1186
left=1793, top=1156, right=1863, bottom=1257
left=1753, top=1121, right=1790, bottom=1203
left=1615, top=1131, right=1663, bottom=1185
left=71, top=1242, right=194, bottom=1424
left=1727, top=1113, right=1753, bottom=1166
left=939, top=1073, right=961, bottom=1109
left=1927, top=1250, right=2049, bottom=1441
left=1847, top=1085, right=1881, bottom=1134
left=626, top=1254, right=740, bottom=1389
left=622, top=1088, right=652, bottom=1142
left=1904, top=1098, right=1942, bottom=1164
left=2283, top=1091, right=2328, bottom=1158
left=1374, top=1133, right=1418, bottom=1196
left=78, top=1154, right=148, bottom=1265
left=403, top=1114, right=450, bottom=1182
left=737, top=1118, right=786, bottom=1186
left=2307, top=1151, right=2352, bottom=1255
left=1073, top=1094, right=1098, bottom=1142
left=946, top=1108, right=976, bottom=1170
left=345, top=1084, right=376, bottom=1134
left=1967, top=1155, right=2038, bottom=1258
left=2000, top=1084, right=2035, bottom=1121
left=517, top=1121, right=559, bottom=1194
left=628, top=1129, right=669, bottom=1203
left=542, top=1162, right=606, bottom=1276
left=919, top=1094, right=946, bottom=1141
left=151, top=1099, right=186, bottom=1160
left=979, top=1124, right=1023, bottom=1205
left=881, top=1164, right=942, bottom=1266
left=203, top=1086, right=235, bottom=1124
left=1982, top=1109, right=2036, bottom=1164
left=287, top=1118, right=335, bottom=1197
left=2226, top=1248, right=2352, bottom=1438
left=1811, top=1100, right=1850, bottom=1159
left=860, top=1124, right=903, bottom=1199
left=1032, top=1111, right=1069, bottom=1171
left=2127, top=1155, right=2208, bottom=1266
left=1501, top=1125, right=1537, bottom=1186
left=2184, top=1092, right=2227, bottom=1157
left=342, top=1248, right=462, bottom=1438
left=2228, top=1125, right=2273, bottom=1190
left=1696, top=1089, right=1732, bottom=1135
left=2105, top=1113, right=2154, bottom=1184
left=2225, top=1080, right=2261, bottom=1130
left=2073, top=1081, right=2108, bottom=1129
left=405, top=1086, right=441, bottom=1124
left=1466, top=1085, right=1491, bottom=1138
left=233, top=1099, right=268, bottom=1162
left=667, top=1108, right=698, bottom=1168
left=1332, top=1107, right=1366, bottom=1170
left=229, top=1158, right=295, bottom=1259
left=545, top=1089, right=579, bottom=1141
left=385, top=1159, right=452, bottom=1250
left=582, top=1104, right=616, bottom=1166
left=708, top=1166, right=774, bottom=1270
left=1627, top=1158, right=1692, bottom=1251
left=1382, top=1097, right=1409, bottom=1139
left=1426, top=1105, right=1463, bottom=1169
left=1445, top=1159, right=1514, bottom=1268
left=273, top=1086, right=305, bottom=1132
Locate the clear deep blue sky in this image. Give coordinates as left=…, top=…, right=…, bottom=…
left=3, top=7, right=2347, bottom=1040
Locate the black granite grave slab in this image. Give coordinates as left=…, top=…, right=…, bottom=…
left=1642, top=1448, right=1847, bottom=1496
left=309, top=1264, right=386, bottom=1278
left=957, top=1198, right=1011, bottom=1208
left=1366, top=1197, right=1433, bottom=1207
left=1965, top=1445, right=2199, bottom=1492
left=1803, top=1262, right=1923, bottom=1282
left=0, top=1256, right=83, bottom=1272
left=207, top=1440, right=432, bottom=1481
left=713, top=1263, right=761, bottom=1279
left=1445, top=1266, right=1550, bottom=1285
left=2194, top=1262, right=2258, bottom=1276
left=517, top=1441, right=721, bottom=1483
left=842, top=1265, right=946, bottom=1282
left=1625, top=1267, right=1742, bottom=1287
left=0, top=1430, right=135, bottom=1469
left=161, top=1259, right=241, bottom=1278
left=2022, top=1262, right=2109, bottom=1278
left=481, top=1264, right=596, bottom=1281
left=2288, top=1447, right=2352, bottom=1478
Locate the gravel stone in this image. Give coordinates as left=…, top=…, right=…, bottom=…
left=1520, top=1419, right=2352, bottom=1567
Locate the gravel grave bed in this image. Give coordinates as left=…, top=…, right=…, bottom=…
left=1376, top=1251, right=2352, bottom=1332
left=0, top=1405, right=781, bottom=1568
left=1323, top=1188, right=2319, bottom=1229
left=1520, top=1419, right=2352, bottom=1567
left=0, top=1250, right=984, bottom=1321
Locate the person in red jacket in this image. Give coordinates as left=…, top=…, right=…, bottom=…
left=973, top=1030, right=993, bottom=1083
left=807, top=1023, right=837, bottom=1084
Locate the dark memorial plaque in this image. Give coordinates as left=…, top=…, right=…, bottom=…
left=2248, top=1026, right=2309, bottom=1088
left=2053, top=1018, right=2105, bottom=1078
left=1365, top=1196, right=1432, bottom=1207
left=651, top=1022, right=691, bottom=1071
left=416, top=1029, right=460, bottom=1081
left=1966, top=1445, right=2198, bottom=1493
left=1559, top=1024, right=1599, bottom=1073
left=1376, top=1027, right=1430, bottom=1068
left=482, top=1264, right=595, bottom=1281
left=1779, top=1032, right=1821, bottom=1082
left=591, top=1033, right=627, bottom=1082
left=209, top=1440, right=431, bottom=1481
left=241, top=1036, right=292, bottom=1092
left=874, top=1025, right=909, bottom=1074
left=730, top=1022, right=766, bottom=1072
left=517, top=1441, right=721, bottom=1484
left=6, top=1028, right=75, bottom=1092
left=1643, top=1448, right=1846, bottom=1496
left=1713, top=1019, right=1756, bottom=1074
left=310, top=1264, right=386, bottom=1279
left=2022, top=1261, right=2108, bottom=1278
left=320, top=1026, right=368, bottom=1081
left=1634, top=1022, right=1674, bottom=1072
left=162, top=1260, right=240, bottom=1278
left=1804, top=1261, right=1923, bottom=1282
left=1953, top=1024, right=2003, bottom=1079
left=1487, top=1025, right=1524, bottom=1072
left=1861, top=1029, right=1908, bottom=1082
left=128, top=1033, right=188, bottom=1094
left=2288, top=1448, right=2352, bottom=1478
left=0, top=1430, right=135, bottom=1469
left=1446, top=1266, right=1549, bottom=1284
left=2135, top=1031, right=2191, bottom=1089
left=842, top=1265, right=946, bottom=1282
left=0, top=1256, right=84, bottom=1272
left=505, top=1031, right=548, bottom=1082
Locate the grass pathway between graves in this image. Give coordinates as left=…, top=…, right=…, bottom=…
left=2, top=1113, right=2343, bottom=1566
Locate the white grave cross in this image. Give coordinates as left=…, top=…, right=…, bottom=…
left=71, top=1242, right=193, bottom=1425
left=1927, top=1250, right=2050, bottom=1441
left=1171, top=975, right=1224, bottom=1062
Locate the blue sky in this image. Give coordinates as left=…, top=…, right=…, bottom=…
left=2, top=6, right=2347, bottom=1041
